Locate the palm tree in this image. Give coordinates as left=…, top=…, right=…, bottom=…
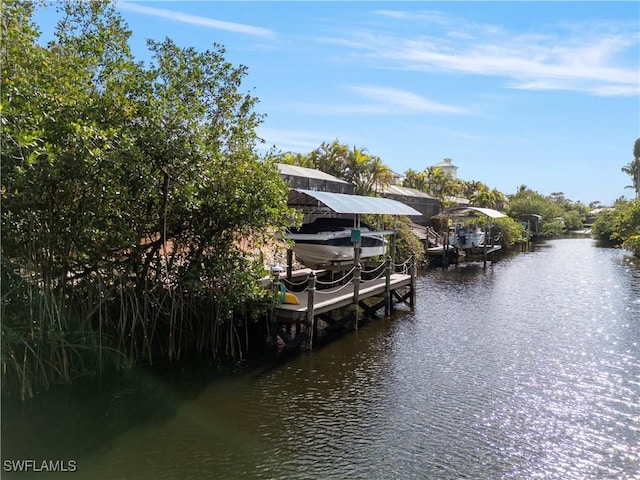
left=470, top=184, right=495, bottom=208
left=366, top=156, right=393, bottom=195
left=462, top=180, right=484, bottom=199
left=308, top=140, right=350, bottom=179
left=621, top=138, right=640, bottom=199
left=349, top=147, right=392, bottom=196
left=402, top=169, right=429, bottom=191
left=491, top=188, right=507, bottom=211
left=426, top=166, right=459, bottom=206
left=279, top=151, right=312, bottom=167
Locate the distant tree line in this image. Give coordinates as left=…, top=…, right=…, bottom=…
left=591, top=138, right=640, bottom=256
left=277, top=141, right=596, bottom=242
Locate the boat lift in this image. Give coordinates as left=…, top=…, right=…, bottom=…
left=268, top=189, right=422, bottom=348
left=433, top=206, right=507, bottom=268
left=286, top=188, right=422, bottom=270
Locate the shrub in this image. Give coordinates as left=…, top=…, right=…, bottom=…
left=591, top=209, right=616, bottom=242
left=494, top=217, right=526, bottom=247
left=623, top=235, right=640, bottom=257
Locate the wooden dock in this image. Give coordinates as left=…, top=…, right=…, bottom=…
left=269, top=256, right=416, bottom=350
left=274, top=273, right=412, bottom=321
left=425, top=243, right=502, bottom=268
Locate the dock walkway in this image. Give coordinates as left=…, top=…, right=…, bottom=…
left=274, top=272, right=411, bottom=322
left=425, top=243, right=503, bottom=268
left=269, top=256, right=417, bottom=350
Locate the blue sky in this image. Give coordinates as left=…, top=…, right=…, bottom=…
left=38, top=2, right=639, bottom=205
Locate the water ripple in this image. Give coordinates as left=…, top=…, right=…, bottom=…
left=10, top=239, right=636, bottom=480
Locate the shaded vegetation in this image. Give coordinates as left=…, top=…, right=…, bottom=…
left=592, top=199, right=640, bottom=256
left=1, top=0, right=294, bottom=398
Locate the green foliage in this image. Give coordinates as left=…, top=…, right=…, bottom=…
left=469, top=184, right=506, bottom=211
left=610, top=199, right=640, bottom=243
left=505, top=188, right=586, bottom=237
left=493, top=217, right=526, bottom=247
left=591, top=200, right=640, bottom=255
left=621, top=138, right=640, bottom=198
left=542, top=219, right=567, bottom=237
left=1, top=0, right=294, bottom=397
left=622, top=235, right=640, bottom=256
left=506, top=189, right=562, bottom=225
left=591, top=209, right=616, bottom=242
left=379, top=215, right=424, bottom=263
left=402, top=169, right=428, bottom=191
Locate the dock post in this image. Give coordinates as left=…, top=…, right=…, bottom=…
left=307, top=271, right=316, bottom=350
left=269, top=264, right=283, bottom=348
left=410, top=254, right=417, bottom=308
left=353, top=263, right=361, bottom=330
left=442, top=221, right=450, bottom=268
left=389, top=233, right=396, bottom=265
left=287, top=249, right=293, bottom=281
left=483, top=224, right=488, bottom=269
left=385, top=256, right=392, bottom=316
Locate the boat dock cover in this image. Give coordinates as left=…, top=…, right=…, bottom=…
left=435, top=206, right=507, bottom=219
left=291, top=189, right=422, bottom=216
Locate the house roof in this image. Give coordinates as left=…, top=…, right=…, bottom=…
left=383, top=184, right=437, bottom=199
left=432, top=157, right=457, bottom=167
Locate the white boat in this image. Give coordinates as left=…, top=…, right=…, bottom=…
left=286, top=218, right=387, bottom=267
left=448, top=226, right=486, bottom=250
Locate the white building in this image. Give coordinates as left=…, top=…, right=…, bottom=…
left=430, top=158, right=458, bottom=178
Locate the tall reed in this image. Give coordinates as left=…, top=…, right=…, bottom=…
left=2, top=236, right=273, bottom=400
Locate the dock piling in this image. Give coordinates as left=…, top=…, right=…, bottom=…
left=385, top=256, right=392, bottom=316
left=353, top=263, right=361, bottom=330
left=410, top=254, right=417, bottom=308
left=286, top=249, right=293, bottom=281
left=307, top=271, right=316, bottom=349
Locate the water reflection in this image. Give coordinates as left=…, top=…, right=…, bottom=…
left=2, top=239, right=639, bottom=479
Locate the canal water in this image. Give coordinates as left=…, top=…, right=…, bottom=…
left=2, top=238, right=639, bottom=479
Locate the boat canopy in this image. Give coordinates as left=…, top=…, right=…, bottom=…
left=435, top=206, right=507, bottom=219
left=289, top=189, right=422, bottom=216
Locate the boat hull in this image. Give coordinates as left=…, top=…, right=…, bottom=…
left=291, top=242, right=386, bottom=266
left=285, top=218, right=388, bottom=267
left=448, top=232, right=485, bottom=249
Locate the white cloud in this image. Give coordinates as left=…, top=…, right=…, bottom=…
left=118, top=2, right=275, bottom=38
left=256, top=128, right=328, bottom=152
left=346, top=85, right=468, bottom=114
left=389, top=36, right=639, bottom=96
left=277, top=85, right=467, bottom=117
left=341, top=12, right=640, bottom=97
left=373, top=9, right=450, bottom=25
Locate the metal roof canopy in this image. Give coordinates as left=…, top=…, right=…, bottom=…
left=290, top=189, right=422, bottom=216
left=278, top=164, right=351, bottom=184
left=435, top=206, right=507, bottom=219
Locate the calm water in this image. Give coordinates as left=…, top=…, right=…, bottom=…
left=3, top=238, right=640, bottom=479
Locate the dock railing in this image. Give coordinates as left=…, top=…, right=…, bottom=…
left=271, top=255, right=417, bottom=337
